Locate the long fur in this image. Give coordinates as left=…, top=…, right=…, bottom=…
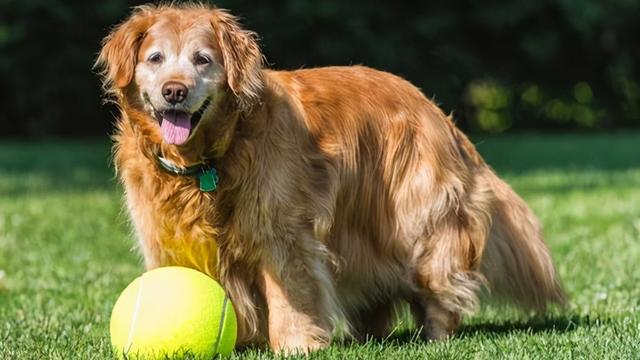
left=97, top=3, right=566, bottom=353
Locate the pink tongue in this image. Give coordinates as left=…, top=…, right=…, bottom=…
left=161, top=112, right=191, bottom=145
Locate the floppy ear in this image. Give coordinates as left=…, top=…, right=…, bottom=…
left=95, top=7, right=154, bottom=90
left=210, top=9, right=264, bottom=109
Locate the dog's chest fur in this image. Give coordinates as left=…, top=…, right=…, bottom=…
left=114, top=122, right=223, bottom=276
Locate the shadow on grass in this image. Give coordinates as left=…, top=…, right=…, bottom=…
left=341, top=314, right=603, bottom=347
left=0, top=168, right=117, bottom=196
left=0, top=139, right=116, bottom=196
left=474, top=133, right=640, bottom=175
left=507, top=169, right=640, bottom=197
left=456, top=314, right=601, bottom=339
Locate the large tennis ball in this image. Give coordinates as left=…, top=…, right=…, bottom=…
left=110, top=266, right=237, bottom=359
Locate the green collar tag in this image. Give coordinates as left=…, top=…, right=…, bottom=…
left=199, top=167, right=218, bottom=192
left=155, top=155, right=219, bottom=192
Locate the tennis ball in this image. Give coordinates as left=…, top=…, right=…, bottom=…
left=110, top=266, right=237, bottom=359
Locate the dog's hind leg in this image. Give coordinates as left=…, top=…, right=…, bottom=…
left=348, top=300, right=396, bottom=341
left=409, top=177, right=493, bottom=340
left=410, top=215, right=489, bottom=340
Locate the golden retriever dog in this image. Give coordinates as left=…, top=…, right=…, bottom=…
left=96, top=3, right=565, bottom=353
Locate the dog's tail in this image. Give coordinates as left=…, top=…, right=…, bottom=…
left=479, top=171, right=567, bottom=311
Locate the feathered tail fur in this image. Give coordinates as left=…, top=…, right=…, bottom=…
left=481, top=171, right=567, bottom=311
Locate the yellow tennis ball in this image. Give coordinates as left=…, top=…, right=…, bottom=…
left=110, top=266, right=237, bottom=359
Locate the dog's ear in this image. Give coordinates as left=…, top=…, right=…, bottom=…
left=96, top=7, right=154, bottom=90
left=210, top=9, right=264, bottom=109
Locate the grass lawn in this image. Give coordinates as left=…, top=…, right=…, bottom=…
left=1, top=133, right=639, bottom=359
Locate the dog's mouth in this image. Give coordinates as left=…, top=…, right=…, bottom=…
left=144, top=94, right=212, bottom=145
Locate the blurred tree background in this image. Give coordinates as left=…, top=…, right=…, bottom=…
left=0, top=0, right=639, bottom=137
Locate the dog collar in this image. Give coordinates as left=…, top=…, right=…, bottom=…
left=154, top=154, right=219, bottom=192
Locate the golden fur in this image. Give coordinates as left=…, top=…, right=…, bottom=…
left=96, top=3, right=566, bottom=353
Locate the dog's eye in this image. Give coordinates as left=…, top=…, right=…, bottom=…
left=194, top=53, right=211, bottom=66
left=147, top=52, right=164, bottom=64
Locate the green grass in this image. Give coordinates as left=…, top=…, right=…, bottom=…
left=1, top=133, right=639, bottom=359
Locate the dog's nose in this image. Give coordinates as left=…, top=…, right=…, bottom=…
left=162, top=81, right=189, bottom=104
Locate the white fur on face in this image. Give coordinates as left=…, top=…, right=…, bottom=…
left=134, top=20, right=225, bottom=115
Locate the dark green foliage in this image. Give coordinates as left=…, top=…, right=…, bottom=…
left=1, top=0, right=639, bottom=136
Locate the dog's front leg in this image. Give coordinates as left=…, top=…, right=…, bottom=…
left=260, top=257, right=335, bottom=354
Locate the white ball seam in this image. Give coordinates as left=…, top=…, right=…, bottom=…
left=213, top=295, right=230, bottom=354
left=125, top=275, right=145, bottom=355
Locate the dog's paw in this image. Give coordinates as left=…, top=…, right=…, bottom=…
left=422, top=311, right=461, bottom=341
left=270, top=330, right=330, bottom=355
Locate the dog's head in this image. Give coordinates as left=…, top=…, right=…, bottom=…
left=96, top=4, right=263, bottom=147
